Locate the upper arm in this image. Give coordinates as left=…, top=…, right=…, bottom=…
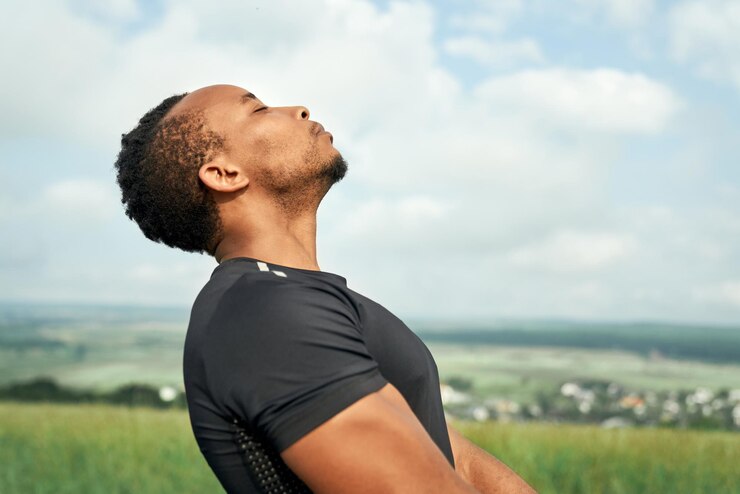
left=281, top=381, right=479, bottom=494
left=447, top=423, right=474, bottom=478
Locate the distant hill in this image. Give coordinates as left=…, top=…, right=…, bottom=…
left=1, top=302, right=738, bottom=364
left=411, top=320, right=740, bottom=364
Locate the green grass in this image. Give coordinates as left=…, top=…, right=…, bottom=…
left=1, top=402, right=737, bottom=493
left=450, top=419, right=740, bottom=494
left=0, top=401, right=222, bottom=494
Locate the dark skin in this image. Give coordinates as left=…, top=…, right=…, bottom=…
left=168, top=84, right=537, bottom=493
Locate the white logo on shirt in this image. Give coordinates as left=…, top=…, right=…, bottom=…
left=256, top=261, right=287, bottom=277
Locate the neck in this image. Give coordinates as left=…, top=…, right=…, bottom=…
left=213, top=190, right=323, bottom=271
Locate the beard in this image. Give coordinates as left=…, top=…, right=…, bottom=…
left=319, top=153, right=348, bottom=186
left=262, top=146, right=348, bottom=192
left=258, top=147, right=348, bottom=217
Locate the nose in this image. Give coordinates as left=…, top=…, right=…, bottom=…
left=292, top=106, right=309, bottom=120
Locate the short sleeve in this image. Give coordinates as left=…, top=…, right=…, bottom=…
left=203, top=276, right=389, bottom=453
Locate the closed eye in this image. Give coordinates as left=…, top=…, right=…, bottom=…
left=254, top=106, right=268, bottom=113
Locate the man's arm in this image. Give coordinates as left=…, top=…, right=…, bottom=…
left=447, top=423, right=538, bottom=494
left=280, top=382, right=480, bottom=493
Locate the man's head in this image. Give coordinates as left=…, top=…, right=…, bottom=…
left=114, top=84, right=347, bottom=256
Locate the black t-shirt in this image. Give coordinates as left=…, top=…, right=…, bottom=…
left=183, top=256, right=454, bottom=493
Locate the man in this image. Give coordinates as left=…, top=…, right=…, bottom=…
left=114, top=84, right=537, bottom=493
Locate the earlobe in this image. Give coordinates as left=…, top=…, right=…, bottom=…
left=198, top=157, right=249, bottom=193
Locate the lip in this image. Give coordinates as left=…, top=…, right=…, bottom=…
left=312, top=122, right=333, bottom=143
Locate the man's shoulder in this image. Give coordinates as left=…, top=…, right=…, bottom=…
left=223, top=268, right=329, bottom=296
left=208, top=269, right=349, bottom=319
left=196, top=270, right=366, bottom=363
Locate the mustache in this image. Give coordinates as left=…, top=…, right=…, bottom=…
left=311, top=122, right=325, bottom=136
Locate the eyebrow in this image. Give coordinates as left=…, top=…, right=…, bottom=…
left=240, top=92, right=258, bottom=104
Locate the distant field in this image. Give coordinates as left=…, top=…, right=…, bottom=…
left=0, top=402, right=737, bottom=494
left=0, top=305, right=187, bottom=391
left=4, top=342, right=739, bottom=406
left=1, top=303, right=739, bottom=404
left=427, top=343, right=740, bottom=402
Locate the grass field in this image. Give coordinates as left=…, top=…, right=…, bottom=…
left=1, top=401, right=737, bottom=493
left=450, top=420, right=740, bottom=494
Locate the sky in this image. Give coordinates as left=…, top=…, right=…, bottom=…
left=1, top=0, right=739, bottom=325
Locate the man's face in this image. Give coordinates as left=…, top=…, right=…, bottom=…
left=167, top=84, right=346, bottom=195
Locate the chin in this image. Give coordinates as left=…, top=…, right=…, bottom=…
left=324, top=153, right=348, bottom=184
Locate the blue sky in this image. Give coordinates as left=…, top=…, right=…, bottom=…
left=1, top=0, right=739, bottom=324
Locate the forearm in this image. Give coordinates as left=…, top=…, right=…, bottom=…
left=449, top=425, right=537, bottom=494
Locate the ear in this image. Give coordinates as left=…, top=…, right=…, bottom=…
left=198, top=155, right=249, bottom=193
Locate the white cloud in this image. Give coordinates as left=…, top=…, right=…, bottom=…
left=0, top=0, right=737, bottom=324
left=570, top=0, right=656, bottom=27
left=448, top=14, right=507, bottom=35
left=0, top=2, right=115, bottom=144
left=505, top=230, right=638, bottom=273
left=340, top=195, right=452, bottom=234
left=601, top=0, right=654, bottom=26
left=474, top=68, right=682, bottom=134
left=69, top=0, right=141, bottom=22
left=442, top=36, right=545, bottom=68
left=40, top=179, right=119, bottom=225
left=668, top=0, right=740, bottom=88
left=0, top=0, right=445, bottom=149
left=128, top=260, right=214, bottom=285
left=326, top=195, right=456, bottom=254
left=447, top=0, right=524, bottom=34
left=692, top=281, right=740, bottom=307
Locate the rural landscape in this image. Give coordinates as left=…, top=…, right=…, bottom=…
left=3, top=0, right=740, bottom=492
left=1, top=301, right=738, bottom=493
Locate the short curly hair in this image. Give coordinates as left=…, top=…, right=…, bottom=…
left=113, top=93, right=226, bottom=256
